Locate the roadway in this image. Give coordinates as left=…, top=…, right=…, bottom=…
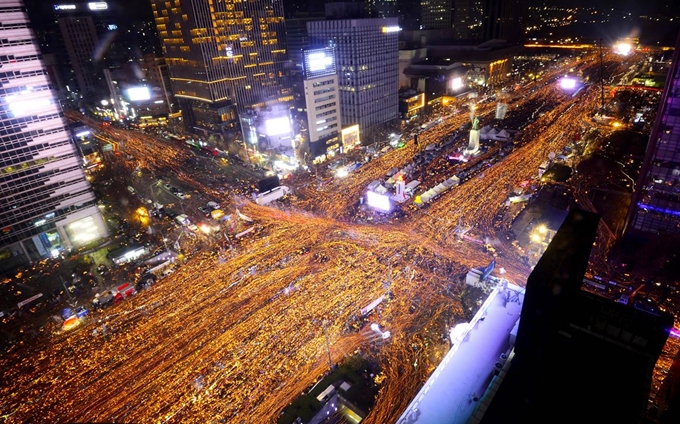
left=0, top=52, right=642, bottom=423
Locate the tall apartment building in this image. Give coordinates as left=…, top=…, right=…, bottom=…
left=420, top=0, right=452, bottom=29
left=149, top=0, right=292, bottom=135
left=307, top=18, right=399, bottom=133
left=626, top=32, right=680, bottom=236
left=302, top=47, right=342, bottom=157
left=0, top=2, right=108, bottom=268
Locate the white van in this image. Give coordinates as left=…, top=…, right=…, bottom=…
left=175, top=214, right=190, bottom=226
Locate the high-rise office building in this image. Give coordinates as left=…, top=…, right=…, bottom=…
left=302, top=47, right=342, bottom=157
left=0, top=2, right=108, bottom=268
left=453, top=0, right=484, bottom=40
left=307, top=17, right=399, bottom=133
left=626, top=31, right=680, bottom=236
left=480, top=0, right=527, bottom=43
left=149, top=0, right=292, bottom=135
left=25, top=1, right=133, bottom=101
left=420, top=0, right=451, bottom=29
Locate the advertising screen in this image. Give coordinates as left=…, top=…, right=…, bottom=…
left=265, top=116, right=292, bottom=136
left=450, top=77, right=463, bottom=91
left=367, top=191, right=390, bottom=212
left=341, top=125, right=360, bottom=149
left=126, top=86, right=151, bottom=101
left=303, top=47, right=337, bottom=79
left=88, top=2, right=108, bottom=10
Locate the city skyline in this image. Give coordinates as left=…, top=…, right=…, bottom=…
left=2, top=0, right=680, bottom=423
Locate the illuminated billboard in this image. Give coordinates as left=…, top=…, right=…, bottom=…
left=265, top=116, right=292, bottom=136
left=406, top=93, right=425, bottom=112
left=341, top=124, right=360, bottom=149
left=88, top=2, right=108, bottom=10
left=303, top=47, right=337, bottom=79
left=367, top=191, right=391, bottom=212
left=54, top=4, right=77, bottom=10
left=450, top=77, right=463, bottom=91
left=126, top=86, right=151, bottom=101
left=382, top=26, right=401, bottom=33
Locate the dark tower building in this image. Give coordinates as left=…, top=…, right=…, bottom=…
left=481, top=0, right=526, bottom=43
left=477, top=209, right=674, bottom=424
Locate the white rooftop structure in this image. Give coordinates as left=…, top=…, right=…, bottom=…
left=397, top=282, right=524, bottom=424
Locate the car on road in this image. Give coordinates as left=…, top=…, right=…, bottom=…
left=175, top=214, right=190, bottom=226
left=207, top=201, right=221, bottom=210
left=198, top=206, right=211, bottom=217
left=163, top=183, right=172, bottom=190
left=176, top=192, right=187, bottom=199
left=187, top=223, right=200, bottom=233
left=170, top=187, right=179, bottom=194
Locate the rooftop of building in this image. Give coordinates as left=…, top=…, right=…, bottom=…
left=396, top=281, right=524, bottom=424
left=397, top=209, right=675, bottom=423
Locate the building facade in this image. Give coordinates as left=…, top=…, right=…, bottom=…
left=481, top=0, right=527, bottom=43
left=453, top=0, right=484, bottom=40
left=0, top=2, right=108, bottom=269
left=420, top=0, right=451, bottom=29
left=149, top=0, right=292, bottom=135
left=626, top=32, right=680, bottom=236
left=307, top=18, right=399, bottom=133
left=104, top=54, right=177, bottom=124
left=302, top=47, right=342, bottom=157
left=26, top=1, right=137, bottom=103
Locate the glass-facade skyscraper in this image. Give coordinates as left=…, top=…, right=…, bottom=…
left=307, top=18, right=399, bottom=132
left=150, top=0, right=292, bottom=135
left=626, top=32, right=680, bottom=235
left=0, top=1, right=107, bottom=267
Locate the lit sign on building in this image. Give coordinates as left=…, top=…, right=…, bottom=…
left=264, top=116, right=292, bottom=137
left=126, top=86, right=151, bottom=101
left=406, top=93, right=425, bottom=112
left=382, top=26, right=401, bottom=33
left=54, top=4, right=77, bottom=10
left=303, top=47, right=337, bottom=79
left=307, top=52, right=333, bottom=72
left=88, top=2, right=108, bottom=10
left=107, top=24, right=118, bottom=30
left=450, top=77, right=463, bottom=91
left=341, top=124, right=360, bottom=149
